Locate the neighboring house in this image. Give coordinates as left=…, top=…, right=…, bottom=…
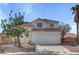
left=20, top=18, right=61, bottom=47
left=63, top=33, right=76, bottom=43
left=23, top=22, right=33, bottom=31
left=0, top=33, right=13, bottom=45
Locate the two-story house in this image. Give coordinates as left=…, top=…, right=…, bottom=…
left=20, top=18, right=61, bottom=47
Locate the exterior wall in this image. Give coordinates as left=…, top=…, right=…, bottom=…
left=32, top=20, right=46, bottom=29
left=46, top=22, right=59, bottom=28
left=20, top=34, right=29, bottom=48
left=32, top=20, right=59, bottom=29
left=20, top=31, right=61, bottom=48
left=31, top=32, right=61, bottom=44
left=20, top=32, right=32, bottom=48
left=53, top=23, right=59, bottom=28
left=24, top=26, right=33, bottom=31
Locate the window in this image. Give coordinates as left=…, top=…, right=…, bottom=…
left=37, top=23, right=42, bottom=28
left=50, top=24, right=54, bottom=27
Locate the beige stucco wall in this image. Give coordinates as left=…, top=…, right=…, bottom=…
left=20, top=33, right=30, bottom=48
left=32, top=20, right=46, bottom=29
left=24, top=26, right=33, bottom=31
left=32, top=20, right=59, bottom=29
left=46, top=22, right=59, bottom=28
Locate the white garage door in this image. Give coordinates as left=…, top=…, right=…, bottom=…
left=31, top=32, right=61, bottom=44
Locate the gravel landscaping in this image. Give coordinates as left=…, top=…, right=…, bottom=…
left=0, top=45, right=72, bottom=55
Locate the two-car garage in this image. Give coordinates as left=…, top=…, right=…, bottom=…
left=31, top=31, right=61, bottom=45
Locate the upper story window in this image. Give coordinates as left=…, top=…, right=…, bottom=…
left=37, top=23, right=42, bottom=28
left=50, top=24, right=54, bottom=27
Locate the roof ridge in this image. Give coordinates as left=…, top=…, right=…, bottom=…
left=32, top=18, right=59, bottom=22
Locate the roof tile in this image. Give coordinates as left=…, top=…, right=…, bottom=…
left=23, top=22, right=32, bottom=27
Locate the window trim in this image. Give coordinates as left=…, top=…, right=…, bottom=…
left=50, top=23, right=54, bottom=27
left=37, top=23, right=42, bottom=28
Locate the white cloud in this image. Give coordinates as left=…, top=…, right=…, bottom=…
left=0, top=4, right=8, bottom=33
left=22, top=4, right=33, bottom=15
left=14, top=4, right=33, bottom=16
left=0, top=10, right=7, bottom=19
left=20, top=4, right=38, bottom=21
left=0, top=10, right=7, bottom=33
left=70, top=24, right=76, bottom=34
left=0, top=3, right=9, bottom=19
left=71, top=25, right=76, bottom=28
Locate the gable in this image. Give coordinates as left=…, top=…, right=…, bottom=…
left=32, top=18, right=59, bottom=23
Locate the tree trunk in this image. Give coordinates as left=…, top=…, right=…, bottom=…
left=61, top=34, right=65, bottom=43
left=17, top=36, right=21, bottom=47
left=76, top=23, right=79, bottom=44
left=14, top=37, right=17, bottom=46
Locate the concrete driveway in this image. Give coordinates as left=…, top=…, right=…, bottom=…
left=35, top=45, right=71, bottom=54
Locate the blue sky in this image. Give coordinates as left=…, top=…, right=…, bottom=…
left=0, top=3, right=78, bottom=33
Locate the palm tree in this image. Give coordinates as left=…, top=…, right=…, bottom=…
left=71, top=5, right=79, bottom=44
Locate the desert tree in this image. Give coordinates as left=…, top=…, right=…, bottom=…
left=1, top=10, right=28, bottom=47
left=59, top=23, right=71, bottom=43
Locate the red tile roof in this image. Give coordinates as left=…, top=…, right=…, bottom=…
left=23, top=22, right=32, bottom=27
left=31, top=28, right=60, bottom=32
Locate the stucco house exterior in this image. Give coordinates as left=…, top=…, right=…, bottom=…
left=20, top=18, right=61, bottom=48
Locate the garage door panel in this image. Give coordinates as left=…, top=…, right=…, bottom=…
left=32, top=32, right=61, bottom=44
left=35, top=38, right=60, bottom=44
